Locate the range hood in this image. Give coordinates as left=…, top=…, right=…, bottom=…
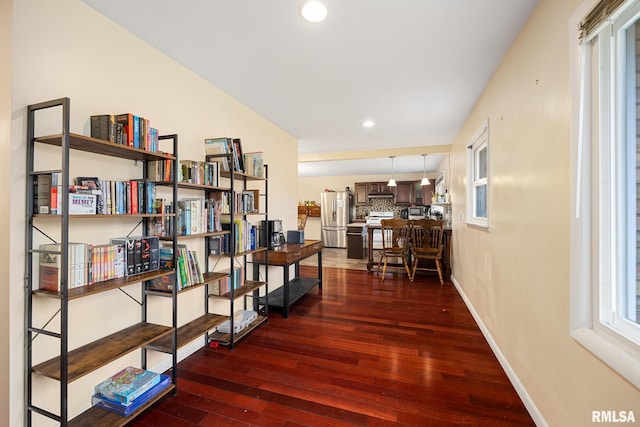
left=368, top=193, right=394, bottom=198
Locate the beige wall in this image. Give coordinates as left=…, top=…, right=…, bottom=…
left=11, top=0, right=298, bottom=423
left=0, top=0, right=11, bottom=425
left=449, top=0, right=640, bottom=426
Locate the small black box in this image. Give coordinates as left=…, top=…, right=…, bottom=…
left=287, top=230, right=304, bottom=244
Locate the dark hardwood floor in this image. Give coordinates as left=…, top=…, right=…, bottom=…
left=131, top=267, right=535, bottom=426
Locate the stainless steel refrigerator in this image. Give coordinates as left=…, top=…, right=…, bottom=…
left=320, top=191, right=351, bottom=248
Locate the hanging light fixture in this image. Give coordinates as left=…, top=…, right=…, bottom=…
left=420, top=154, right=430, bottom=186
left=387, top=156, right=397, bottom=187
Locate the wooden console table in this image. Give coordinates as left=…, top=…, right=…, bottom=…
left=252, top=240, right=323, bottom=318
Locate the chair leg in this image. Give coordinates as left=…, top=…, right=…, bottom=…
left=381, top=257, right=388, bottom=279
left=411, top=260, right=417, bottom=282
left=435, top=259, right=444, bottom=285
left=404, top=258, right=412, bottom=281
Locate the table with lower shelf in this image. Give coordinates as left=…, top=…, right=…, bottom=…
left=252, top=240, right=323, bottom=318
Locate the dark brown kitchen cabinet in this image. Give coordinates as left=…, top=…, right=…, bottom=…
left=414, top=181, right=434, bottom=205
left=367, top=182, right=393, bottom=195
left=354, top=182, right=368, bottom=205
left=394, top=181, right=413, bottom=205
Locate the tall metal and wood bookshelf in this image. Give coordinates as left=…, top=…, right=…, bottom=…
left=24, top=97, right=179, bottom=426
left=204, top=152, right=270, bottom=349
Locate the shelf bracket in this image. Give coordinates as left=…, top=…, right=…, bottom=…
left=118, top=287, right=142, bottom=306
left=30, top=308, right=61, bottom=343
left=31, top=225, right=58, bottom=244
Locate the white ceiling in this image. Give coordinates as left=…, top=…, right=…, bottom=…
left=81, top=0, right=538, bottom=177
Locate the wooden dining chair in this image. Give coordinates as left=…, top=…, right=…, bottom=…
left=378, top=218, right=411, bottom=279
left=409, top=219, right=445, bottom=284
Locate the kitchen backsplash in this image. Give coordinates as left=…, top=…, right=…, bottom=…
left=355, top=198, right=405, bottom=219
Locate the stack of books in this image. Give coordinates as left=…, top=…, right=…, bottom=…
left=92, top=366, right=171, bottom=417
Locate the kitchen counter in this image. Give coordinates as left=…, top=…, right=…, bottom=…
left=347, top=223, right=367, bottom=259
left=347, top=222, right=366, bottom=227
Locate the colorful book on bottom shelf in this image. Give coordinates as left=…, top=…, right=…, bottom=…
left=92, top=374, right=171, bottom=417
left=94, top=366, right=162, bottom=405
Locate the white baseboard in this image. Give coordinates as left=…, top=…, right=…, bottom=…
left=450, top=275, right=547, bottom=427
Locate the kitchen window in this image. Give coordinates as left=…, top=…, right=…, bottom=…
left=466, top=119, right=489, bottom=228
left=571, top=0, right=640, bottom=389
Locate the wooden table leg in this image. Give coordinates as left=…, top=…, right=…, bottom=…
left=283, top=265, right=290, bottom=319
left=318, top=249, right=322, bottom=289
left=367, top=227, right=374, bottom=271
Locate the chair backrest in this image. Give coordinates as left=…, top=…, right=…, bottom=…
left=410, top=219, right=444, bottom=250
left=380, top=218, right=410, bottom=250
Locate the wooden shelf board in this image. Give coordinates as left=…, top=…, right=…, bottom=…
left=162, top=230, right=230, bottom=240
left=209, top=280, right=266, bottom=300
left=34, top=133, right=175, bottom=162
left=219, top=171, right=266, bottom=181
left=68, top=383, right=175, bottom=427
left=33, top=270, right=175, bottom=300
left=146, top=313, right=228, bottom=353
left=145, top=271, right=228, bottom=297
left=175, top=181, right=230, bottom=192
left=32, top=322, right=173, bottom=382
left=208, top=314, right=267, bottom=345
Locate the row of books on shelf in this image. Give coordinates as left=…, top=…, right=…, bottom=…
left=98, top=179, right=168, bottom=215
left=204, top=137, right=264, bottom=177
left=210, top=189, right=260, bottom=215
left=37, top=236, right=160, bottom=292
left=148, top=243, right=204, bottom=291
left=210, top=219, right=259, bottom=254
left=33, top=173, right=173, bottom=216
left=90, top=114, right=160, bottom=152
left=179, top=159, right=219, bottom=187
left=209, top=266, right=244, bottom=296
left=147, top=158, right=174, bottom=182
left=92, top=366, right=170, bottom=417
left=145, top=198, right=224, bottom=238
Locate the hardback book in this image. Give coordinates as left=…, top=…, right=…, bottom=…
left=50, top=172, right=62, bottom=215
left=92, top=374, right=171, bottom=417
left=90, top=115, right=117, bottom=143
left=115, top=113, right=134, bottom=147
left=110, top=237, right=136, bottom=276
left=232, top=138, right=245, bottom=173
left=94, top=366, right=161, bottom=406
left=33, top=173, right=52, bottom=214
left=146, top=272, right=176, bottom=292
left=243, top=151, right=264, bottom=178
left=204, top=137, right=231, bottom=172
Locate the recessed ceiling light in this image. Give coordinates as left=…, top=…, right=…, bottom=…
left=299, top=1, right=328, bottom=23
left=362, top=120, right=375, bottom=128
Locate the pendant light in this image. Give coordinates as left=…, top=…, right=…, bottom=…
left=420, top=154, right=430, bottom=186
left=387, top=156, right=397, bottom=187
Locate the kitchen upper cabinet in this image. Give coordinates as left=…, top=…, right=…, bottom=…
left=367, top=182, right=393, bottom=195
left=394, top=181, right=413, bottom=205
left=298, top=205, right=321, bottom=217
left=354, top=182, right=368, bottom=206
left=414, top=181, right=434, bottom=205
